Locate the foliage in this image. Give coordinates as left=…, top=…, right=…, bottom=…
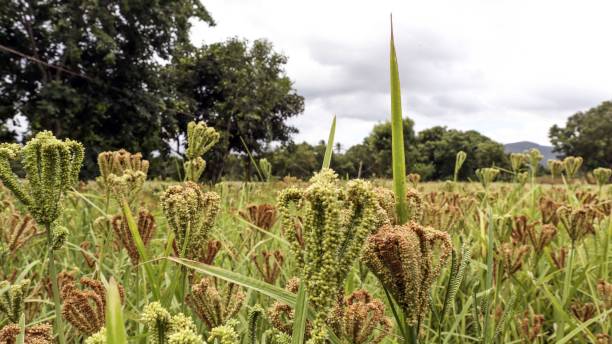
left=164, top=38, right=305, bottom=181
left=0, top=0, right=214, bottom=178
left=414, top=126, right=508, bottom=180
left=550, top=100, right=612, bottom=169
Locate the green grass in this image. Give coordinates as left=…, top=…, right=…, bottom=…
left=0, top=178, right=609, bottom=343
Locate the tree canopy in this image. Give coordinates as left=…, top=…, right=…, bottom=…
left=164, top=38, right=304, bottom=181
left=549, top=100, right=612, bottom=169
left=0, top=0, right=215, bottom=177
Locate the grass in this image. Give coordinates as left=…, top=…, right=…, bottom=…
left=0, top=177, right=609, bottom=343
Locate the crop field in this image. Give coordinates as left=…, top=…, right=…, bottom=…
left=0, top=136, right=610, bottom=344
left=0, top=21, right=610, bottom=344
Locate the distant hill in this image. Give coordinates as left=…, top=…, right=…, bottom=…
left=504, top=141, right=558, bottom=164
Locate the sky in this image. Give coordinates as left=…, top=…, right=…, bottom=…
left=191, top=0, right=612, bottom=148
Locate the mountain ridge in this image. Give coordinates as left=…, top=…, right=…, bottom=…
left=504, top=141, right=558, bottom=163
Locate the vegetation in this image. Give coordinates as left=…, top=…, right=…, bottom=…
left=550, top=101, right=612, bottom=170
left=0, top=21, right=610, bottom=344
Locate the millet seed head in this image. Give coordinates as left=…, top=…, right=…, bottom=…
left=362, top=222, right=452, bottom=327
left=562, top=156, right=583, bottom=178
left=160, top=182, right=220, bottom=260
left=0, top=131, right=84, bottom=226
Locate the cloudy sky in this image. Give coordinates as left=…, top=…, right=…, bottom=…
left=191, top=0, right=612, bottom=148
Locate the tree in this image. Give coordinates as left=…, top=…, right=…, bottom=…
left=0, top=0, right=213, bottom=177
left=549, top=101, right=612, bottom=169
left=265, top=141, right=323, bottom=179
left=415, top=126, right=508, bottom=180
left=166, top=38, right=304, bottom=181
left=352, top=118, right=418, bottom=178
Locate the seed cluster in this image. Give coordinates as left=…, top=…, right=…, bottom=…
left=161, top=182, right=220, bottom=260
left=142, top=302, right=206, bottom=344
left=61, top=278, right=125, bottom=335
left=362, top=222, right=452, bottom=326
left=111, top=209, right=156, bottom=265
left=0, top=131, right=84, bottom=226
left=186, top=277, right=245, bottom=330
left=277, top=169, right=378, bottom=343
left=0, top=279, right=30, bottom=323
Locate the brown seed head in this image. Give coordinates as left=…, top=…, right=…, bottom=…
left=0, top=323, right=52, bottom=344
left=186, top=277, right=244, bottom=330
left=240, top=204, right=277, bottom=231
left=362, top=222, right=452, bottom=326
left=61, top=278, right=124, bottom=335
left=111, top=209, right=156, bottom=265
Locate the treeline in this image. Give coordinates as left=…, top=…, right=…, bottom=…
left=207, top=120, right=509, bottom=181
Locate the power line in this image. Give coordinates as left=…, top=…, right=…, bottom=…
left=0, top=43, right=96, bottom=82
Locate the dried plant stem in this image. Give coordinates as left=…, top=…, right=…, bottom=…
left=46, top=223, right=66, bottom=344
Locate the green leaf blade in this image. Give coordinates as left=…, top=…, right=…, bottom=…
left=322, top=115, right=336, bottom=170
left=389, top=18, right=408, bottom=224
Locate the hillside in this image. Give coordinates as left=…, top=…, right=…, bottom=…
left=504, top=141, right=558, bottom=163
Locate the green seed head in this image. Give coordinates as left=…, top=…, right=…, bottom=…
left=168, top=329, right=206, bottom=344
left=593, top=167, right=611, bottom=186
left=51, top=224, right=69, bottom=250
left=277, top=169, right=378, bottom=343
left=510, top=153, right=527, bottom=172
left=142, top=302, right=172, bottom=344
left=259, top=158, right=272, bottom=181
left=562, top=156, right=583, bottom=178
left=208, top=320, right=240, bottom=344
left=142, top=302, right=204, bottom=344
left=0, top=131, right=84, bottom=226
left=528, top=148, right=543, bottom=169
left=547, top=159, right=564, bottom=178
left=107, top=169, right=147, bottom=204
left=160, top=182, right=220, bottom=260
left=516, top=171, right=529, bottom=186
left=97, top=149, right=149, bottom=191
left=476, top=167, right=500, bottom=189
left=183, top=121, right=219, bottom=182
left=455, top=151, right=467, bottom=176
left=0, top=279, right=30, bottom=323
left=186, top=121, right=220, bottom=160
left=183, top=157, right=206, bottom=183
left=84, top=327, right=106, bottom=344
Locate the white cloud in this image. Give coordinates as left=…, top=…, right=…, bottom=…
left=192, top=0, right=612, bottom=147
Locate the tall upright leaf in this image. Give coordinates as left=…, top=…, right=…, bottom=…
left=389, top=17, right=408, bottom=224
left=105, top=278, right=127, bottom=344
left=322, top=115, right=337, bottom=170
left=291, top=282, right=309, bottom=344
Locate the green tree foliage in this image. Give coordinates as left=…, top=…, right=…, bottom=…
left=256, top=124, right=507, bottom=181
left=265, top=141, right=325, bottom=179
left=164, top=38, right=304, bottom=181
left=549, top=100, right=612, bottom=169
left=0, top=0, right=214, bottom=177
left=415, top=126, right=508, bottom=180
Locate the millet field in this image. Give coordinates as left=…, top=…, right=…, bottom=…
left=0, top=24, right=610, bottom=344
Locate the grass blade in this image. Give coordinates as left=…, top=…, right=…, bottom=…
left=482, top=208, right=495, bottom=343
left=291, top=281, right=308, bottom=344
left=322, top=115, right=336, bottom=170
left=168, top=257, right=342, bottom=344
left=389, top=16, right=408, bottom=224
left=240, top=136, right=265, bottom=181
left=168, top=257, right=297, bottom=305
left=16, top=313, right=25, bottom=344
left=120, top=200, right=160, bottom=300
left=557, top=309, right=611, bottom=344
left=105, top=278, right=127, bottom=344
